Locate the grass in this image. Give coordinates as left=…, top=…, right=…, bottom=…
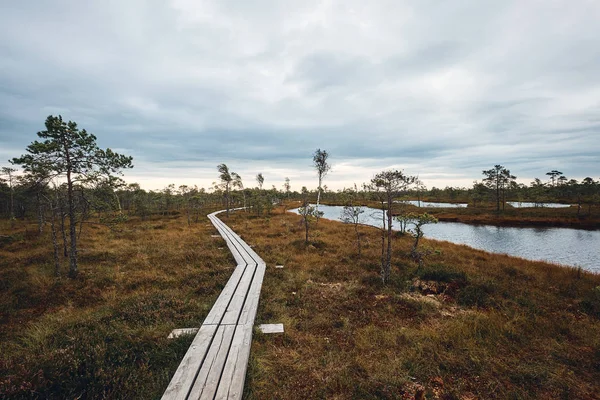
left=424, top=204, right=600, bottom=230
left=0, top=211, right=233, bottom=399
left=227, top=207, right=600, bottom=399
left=1, top=207, right=600, bottom=399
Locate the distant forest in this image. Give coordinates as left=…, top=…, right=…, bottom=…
left=1, top=114, right=599, bottom=281
left=2, top=117, right=599, bottom=228
left=2, top=164, right=599, bottom=223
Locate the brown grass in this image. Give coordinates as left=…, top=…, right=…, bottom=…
left=0, top=211, right=234, bottom=399
left=228, top=207, right=600, bottom=399
left=1, top=207, right=599, bottom=399
left=426, top=205, right=600, bottom=230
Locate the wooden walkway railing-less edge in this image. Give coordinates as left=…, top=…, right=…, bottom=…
left=162, top=210, right=266, bottom=400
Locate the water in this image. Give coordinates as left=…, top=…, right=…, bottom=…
left=397, top=200, right=468, bottom=208
left=507, top=202, right=572, bottom=208
left=396, top=200, right=570, bottom=208
left=293, top=205, right=600, bottom=273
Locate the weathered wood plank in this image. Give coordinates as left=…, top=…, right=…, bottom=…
left=214, top=323, right=254, bottom=400
left=237, top=263, right=266, bottom=326
left=164, top=210, right=266, bottom=400
left=258, top=323, right=284, bottom=334
left=161, top=324, right=218, bottom=400
left=187, top=325, right=236, bottom=400
left=203, top=264, right=247, bottom=325
left=221, top=263, right=258, bottom=325
left=225, top=229, right=260, bottom=261
left=168, top=328, right=200, bottom=339
left=209, top=217, right=253, bottom=265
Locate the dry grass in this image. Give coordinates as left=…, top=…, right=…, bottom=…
left=0, top=211, right=233, bottom=399
left=1, top=207, right=599, bottom=399
left=426, top=205, right=600, bottom=230
left=228, top=207, right=600, bottom=399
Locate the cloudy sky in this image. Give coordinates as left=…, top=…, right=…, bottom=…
left=1, top=0, right=598, bottom=191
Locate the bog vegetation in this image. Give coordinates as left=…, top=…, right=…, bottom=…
left=1, top=118, right=600, bottom=398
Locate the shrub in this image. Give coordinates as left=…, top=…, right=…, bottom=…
left=581, top=285, right=600, bottom=318
left=457, top=281, right=496, bottom=307
left=416, top=264, right=467, bottom=283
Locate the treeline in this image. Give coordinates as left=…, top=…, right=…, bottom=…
left=0, top=116, right=298, bottom=279
left=346, top=166, right=599, bottom=215
left=418, top=172, right=600, bottom=214
left=0, top=180, right=300, bottom=222
left=3, top=171, right=598, bottom=223
left=2, top=116, right=599, bottom=283
left=0, top=163, right=302, bottom=279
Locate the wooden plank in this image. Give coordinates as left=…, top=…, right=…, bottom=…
left=237, top=263, right=266, bottom=326
left=209, top=217, right=251, bottom=265
left=215, top=226, right=246, bottom=267
left=221, top=263, right=258, bottom=325
left=161, top=324, right=218, bottom=400
left=203, top=264, right=246, bottom=325
left=164, top=210, right=266, bottom=400
left=224, top=228, right=260, bottom=260
left=258, top=323, right=284, bottom=334
left=209, top=216, right=256, bottom=260
left=187, top=325, right=236, bottom=400
left=214, top=324, right=254, bottom=400
left=167, top=328, right=199, bottom=339
left=220, top=237, right=247, bottom=266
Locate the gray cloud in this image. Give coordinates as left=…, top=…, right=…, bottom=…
left=1, top=0, right=599, bottom=190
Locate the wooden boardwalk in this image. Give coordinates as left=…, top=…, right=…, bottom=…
left=162, top=210, right=266, bottom=400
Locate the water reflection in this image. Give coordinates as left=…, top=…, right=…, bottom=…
left=292, top=205, right=599, bottom=273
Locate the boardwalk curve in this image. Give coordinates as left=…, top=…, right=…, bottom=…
left=162, top=210, right=266, bottom=400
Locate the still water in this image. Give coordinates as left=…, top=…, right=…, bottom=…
left=292, top=205, right=599, bottom=273
left=398, top=200, right=468, bottom=208
left=507, top=202, right=572, bottom=208
left=397, top=200, right=570, bottom=208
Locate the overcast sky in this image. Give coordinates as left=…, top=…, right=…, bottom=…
left=1, top=0, right=599, bottom=191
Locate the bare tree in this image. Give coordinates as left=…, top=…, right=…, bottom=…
left=406, top=213, right=438, bottom=272
left=298, top=188, right=322, bottom=244
left=364, top=182, right=388, bottom=279
left=414, top=178, right=426, bottom=208
left=313, top=149, right=331, bottom=211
